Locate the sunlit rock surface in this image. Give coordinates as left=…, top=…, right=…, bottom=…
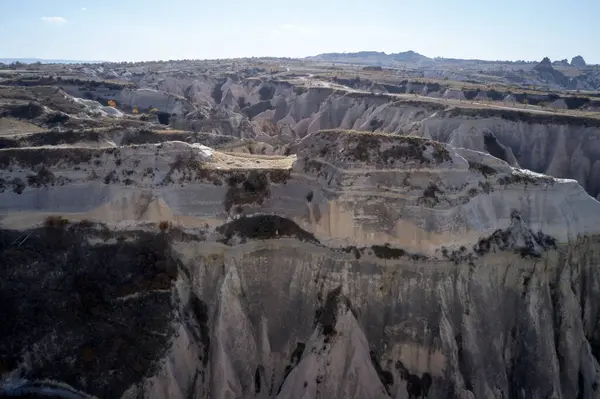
left=2, top=130, right=600, bottom=398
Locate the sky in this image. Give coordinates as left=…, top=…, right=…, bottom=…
left=1, top=0, right=598, bottom=63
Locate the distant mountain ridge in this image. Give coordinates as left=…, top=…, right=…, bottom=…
left=306, top=50, right=432, bottom=65
left=307, top=51, right=596, bottom=67
left=0, top=58, right=105, bottom=65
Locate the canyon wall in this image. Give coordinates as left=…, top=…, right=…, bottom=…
left=2, top=131, right=600, bottom=398
left=224, top=84, right=600, bottom=199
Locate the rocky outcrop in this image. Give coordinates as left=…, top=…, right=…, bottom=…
left=3, top=69, right=600, bottom=398
left=307, top=51, right=432, bottom=66
left=533, top=57, right=569, bottom=87
left=2, top=131, right=600, bottom=398
left=414, top=108, right=600, bottom=199
left=227, top=84, right=600, bottom=198
left=571, top=55, right=587, bottom=68
left=190, top=84, right=600, bottom=199
left=552, top=59, right=570, bottom=67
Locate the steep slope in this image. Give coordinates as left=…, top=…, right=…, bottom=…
left=415, top=108, right=600, bottom=199
left=214, top=85, right=600, bottom=199
left=532, top=57, right=569, bottom=87
left=7, top=73, right=600, bottom=189
left=2, top=131, right=600, bottom=398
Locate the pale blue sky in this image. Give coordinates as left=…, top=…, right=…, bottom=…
left=1, top=0, right=598, bottom=63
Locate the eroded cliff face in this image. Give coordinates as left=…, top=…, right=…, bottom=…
left=9, top=76, right=600, bottom=199
left=171, top=233, right=600, bottom=399
left=415, top=109, right=600, bottom=200
left=235, top=86, right=600, bottom=199
left=216, top=84, right=600, bottom=202
left=2, top=130, right=600, bottom=399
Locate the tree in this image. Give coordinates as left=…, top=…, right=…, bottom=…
left=9, top=61, right=25, bottom=69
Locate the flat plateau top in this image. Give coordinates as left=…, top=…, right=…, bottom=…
left=208, top=151, right=295, bottom=170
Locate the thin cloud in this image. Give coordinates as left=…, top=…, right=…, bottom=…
left=41, top=16, right=67, bottom=24
left=81, top=7, right=87, bottom=11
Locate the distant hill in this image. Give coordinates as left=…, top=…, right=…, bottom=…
left=571, top=55, right=587, bottom=68
left=533, top=57, right=568, bottom=86
left=307, top=51, right=597, bottom=68
left=306, top=50, right=432, bottom=66
left=0, top=58, right=105, bottom=65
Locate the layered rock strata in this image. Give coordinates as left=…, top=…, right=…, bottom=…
left=1, top=130, right=600, bottom=399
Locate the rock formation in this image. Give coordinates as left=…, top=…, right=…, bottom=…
left=552, top=59, right=570, bottom=66
left=4, top=79, right=600, bottom=199
left=533, top=57, right=568, bottom=86
left=571, top=55, right=587, bottom=68
left=194, top=82, right=600, bottom=199
left=307, top=51, right=432, bottom=66
left=4, top=60, right=600, bottom=398
left=2, top=130, right=600, bottom=398
left=4, top=81, right=600, bottom=200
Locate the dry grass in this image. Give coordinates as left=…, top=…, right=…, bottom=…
left=208, top=151, right=295, bottom=170
left=220, top=151, right=290, bottom=160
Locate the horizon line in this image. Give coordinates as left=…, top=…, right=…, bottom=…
left=0, top=52, right=593, bottom=65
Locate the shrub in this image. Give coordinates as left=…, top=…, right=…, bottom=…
left=46, top=112, right=70, bottom=124
left=27, top=166, right=56, bottom=187
left=258, top=85, right=275, bottom=101
left=11, top=178, right=25, bottom=194
left=103, top=170, right=118, bottom=184
left=369, top=117, right=383, bottom=132
left=158, top=220, right=171, bottom=231
left=237, top=96, right=248, bottom=109
left=468, top=161, right=497, bottom=177
left=10, top=101, right=44, bottom=119
left=44, top=215, right=69, bottom=228
left=306, top=191, right=314, bottom=202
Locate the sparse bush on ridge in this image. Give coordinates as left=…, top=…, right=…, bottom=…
left=44, top=215, right=69, bottom=228
left=158, top=220, right=171, bottom=231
